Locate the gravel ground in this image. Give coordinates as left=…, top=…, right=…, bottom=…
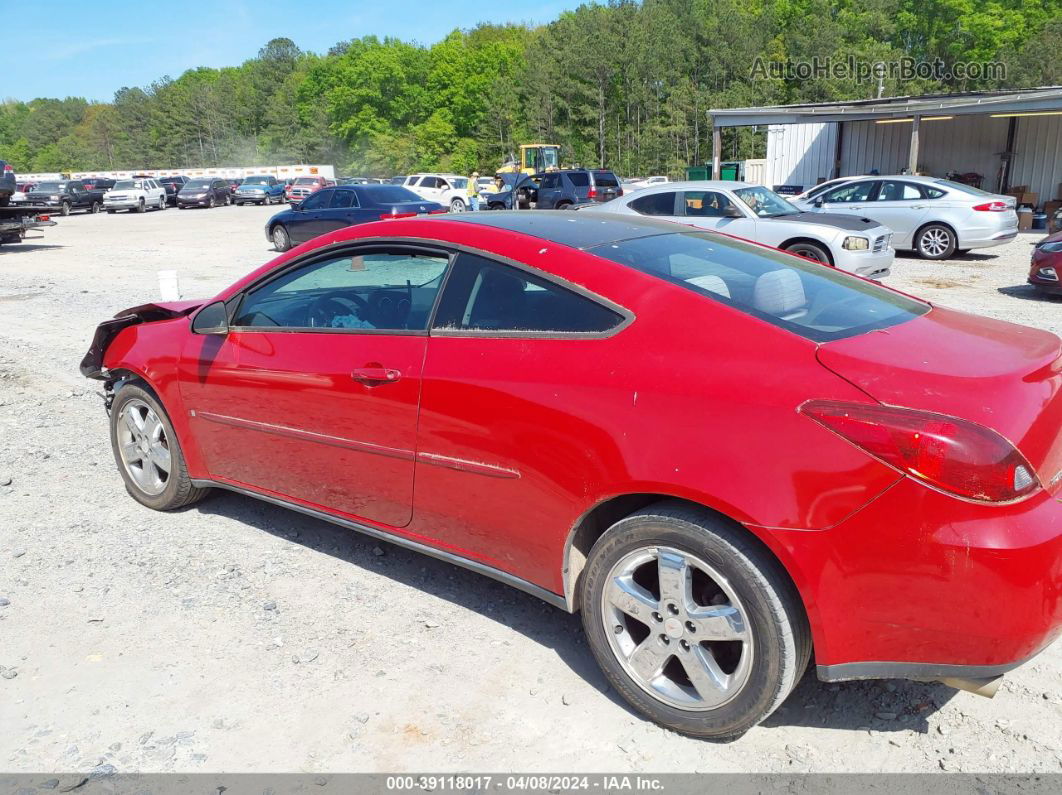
left=0, top=207, right=1060, bottom=774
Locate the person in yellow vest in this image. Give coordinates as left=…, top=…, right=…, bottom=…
left=467, top=171, right=480, bottom=211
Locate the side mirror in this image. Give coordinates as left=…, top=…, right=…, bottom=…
left=813, top=198, right=824, bottom=208
left=724, top=205, right=744, bottom=218
left=191, top=301, right=229, bottom=335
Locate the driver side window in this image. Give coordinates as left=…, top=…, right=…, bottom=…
left=300, top=189, right=331, bottom=210
left=233, top=251, right=450, bottom=332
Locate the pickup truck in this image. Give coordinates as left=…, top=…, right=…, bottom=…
left=24, top=179, right=106, bottom=215
left=234, top=175, right=286, bottom=205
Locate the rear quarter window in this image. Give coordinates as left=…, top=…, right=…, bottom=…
left=589, top=231, right=928, bottom=342
left=567, top=172, right=590, bottom=187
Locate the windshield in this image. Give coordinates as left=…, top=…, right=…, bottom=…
left=366, top=185, right=423, bottom=203
left=243, top=176, right=271, bottom=185
left=734, top=186, right=800, bottom=217
left=184, top=179, right=211, bottom=189
left=934, top=179, right=992, bottom=197
left=112, top=180, right=141, bottom=190
left=294, top=177, right=317, bottom=185
left=588, top=230, right=927, bottom=342
left=542, top=147, right=559, bottom=169
left=35, top=182, right=63, bottom=191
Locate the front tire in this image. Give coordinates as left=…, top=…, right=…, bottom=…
left=207, top=195, right=215, bottom=209
left=90, top=201, right=101, bottom=214
left=109, top=383, right=209, bottom=511
left=449, top=197, right=466, bottom=213
left=915, top=223, right=957, bottom=260
left=60, top=201, right=71, bottom=217
left=271, top=224, right=291, bottom=252
left=580, top=501, right=810, bottom=739
left=158, top=195, right=166, bottom=211
left=136, top=198, right=146, bottom=214
left=784, top=241, right=831, bottom=265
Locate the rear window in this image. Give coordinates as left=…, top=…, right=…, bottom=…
left=593, top=172, right=619, bottom=187
left=589, top=231, right=928, bottom=342
left=567, top=172, right=590, bottom=187
left=933, top=179, right=992, bottom=197
left=363, top=185, right=422, bottom=204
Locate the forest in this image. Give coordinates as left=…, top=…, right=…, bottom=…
left=1, top=0, right=1059, bottom=178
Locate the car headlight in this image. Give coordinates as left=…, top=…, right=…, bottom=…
left=843, top=236, right=870, bottom=251
left=1037, top=267, right=1058, bottom=280
left=50, top=194, right=59, bottom=200
left=1036, top=241, right=1062, bottom=253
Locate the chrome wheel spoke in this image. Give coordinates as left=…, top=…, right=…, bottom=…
left=657, top=549, right=691, bottom=607
left=119, top=440, right=141, bottom=462
left=607, top=576, right=658, bottom=622
left=686, top=604, right=746, bottom=641
left=628, top=636, right=671, bottom=680
left=682, top=645, right=731, bottom=705
left=149, top=444, right=171, bottom=474
left=122, top=409, right=143, bottom=435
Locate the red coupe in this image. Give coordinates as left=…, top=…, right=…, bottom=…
left=81, top=213, right=1062, bottom=738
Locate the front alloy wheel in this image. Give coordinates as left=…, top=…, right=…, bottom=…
left=272, top=225, right=291, bottom=252
left=916, top=224, right=957, bottom=260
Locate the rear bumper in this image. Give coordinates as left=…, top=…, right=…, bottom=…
left=960, top=226, right=1019, bottom=250
left=765, top=477, right=1062, bottom=680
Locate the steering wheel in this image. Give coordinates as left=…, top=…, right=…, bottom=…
left=306, top=295, right=365, bottom=328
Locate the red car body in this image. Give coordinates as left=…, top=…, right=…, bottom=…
left=82, top=213, right=1062, bottom=701
left=1029, top=230, right=1062, bottom=295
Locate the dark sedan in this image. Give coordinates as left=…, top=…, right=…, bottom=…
left=265, top=184, right=445, bottom=251
left=177, top=178, right=231, bottom=209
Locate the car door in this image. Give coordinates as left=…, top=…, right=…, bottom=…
left=412, top=251, right=629, bottom=573
left=680, top=189, right=758, bottom=239
left=287, top=188, right=334, bottom=244
left=866, top=179, right=930, bottom=248
left=315, top=187, right=362, bottom=234
left=536, top=173, right=561, bottom=208
left=816, top=180, right=879, bottom=218
left=178, top=245, right=452, bottom=527
left=67, top=181, right=85, bottom=207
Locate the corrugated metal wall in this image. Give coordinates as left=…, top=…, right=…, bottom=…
left=769, top=114, right=1061, bottom=202
left=765, top=122, right=837, bottom=190
left=1010, top=115, right=1062, bottom=202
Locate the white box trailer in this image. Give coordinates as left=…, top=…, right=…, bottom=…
left=17, top=164, right=337, bottom=183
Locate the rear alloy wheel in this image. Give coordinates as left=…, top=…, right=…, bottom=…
left=272, top=224, right=291, bottom=252
left=916, top=224, right=957, bottom=260
left=110, top=384, right=209, bottom=511
left=784, top=241, right=830, bottom=264
left=137, top=198, right=146, bottom=214
left=581, top=502, right=811, bottom=739
left=449, top=198, right=466, bottom=213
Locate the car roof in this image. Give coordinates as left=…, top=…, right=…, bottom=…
left=422, top=210, right=688, bottom=250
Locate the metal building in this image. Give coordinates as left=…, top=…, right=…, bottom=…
left=709, top=87, right=1062, bottom=203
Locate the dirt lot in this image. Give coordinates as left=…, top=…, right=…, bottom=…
left=1, top=206, right=1060, bottom=774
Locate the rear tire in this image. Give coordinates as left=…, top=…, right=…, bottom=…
left=784, top=241, right=831, bottom=265
left=272, top=224, right=291, bottom=252
left=915, top=223, right=957, bottom=260
left=580, top=501, right=811, bottom=739
left=106, top=209, right=116, bottom=214
left=109, top=383, right=210, bottom=511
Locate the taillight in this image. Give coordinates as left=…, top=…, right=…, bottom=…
left=380, top=211, right=417, bottom=219
left=587, top=187, right=597, bottom=199
left=617, top=188, right=623, bottom=196
left=3, top=164, right=12, bottom=173
left=799, top=400, right=1040, bottom=503
left=973, top=201, right=1008, bottom=212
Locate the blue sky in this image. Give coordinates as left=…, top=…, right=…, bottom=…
left=1, top=0, right=583, bottom=102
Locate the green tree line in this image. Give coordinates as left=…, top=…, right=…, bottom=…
left=1, top=0, right=1059, bottom=178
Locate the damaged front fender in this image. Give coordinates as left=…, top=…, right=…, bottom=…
left=79, top=300, right=205, bottom=380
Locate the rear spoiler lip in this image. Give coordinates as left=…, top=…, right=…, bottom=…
left=79, top=300, right=204, bottom=380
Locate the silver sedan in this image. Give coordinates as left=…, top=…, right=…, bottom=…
left=581, top=181, right=894, bottom=278
left=799, top=175, right=1018, bottom=260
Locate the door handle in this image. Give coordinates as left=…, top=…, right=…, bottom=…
left=351, top=366, right=401, bottom=385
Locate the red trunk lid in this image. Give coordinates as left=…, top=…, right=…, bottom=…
left=817, top=306, right=1062, bottom=495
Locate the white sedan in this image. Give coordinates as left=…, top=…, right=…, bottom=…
left=581, top=180, right=894, bottom=278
